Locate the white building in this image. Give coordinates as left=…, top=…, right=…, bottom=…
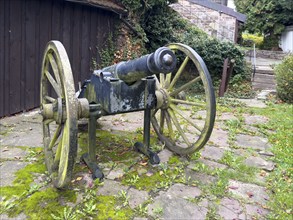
left=280, top=26, right=293, bottom=52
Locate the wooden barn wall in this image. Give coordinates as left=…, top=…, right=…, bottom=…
left=0, top=0, right=119, bottom=117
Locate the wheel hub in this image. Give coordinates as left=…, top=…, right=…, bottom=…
left=155, top=88, right=170, bottom=109
left=41, top=98, right=90, bottom=123
left=40, top=98, right=65, bottom=124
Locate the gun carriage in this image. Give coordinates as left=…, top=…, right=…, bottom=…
left=40, top=41, right=216, bottom=188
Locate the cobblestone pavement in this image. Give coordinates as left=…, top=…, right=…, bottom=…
left=0, top=98, right=276, bottom=219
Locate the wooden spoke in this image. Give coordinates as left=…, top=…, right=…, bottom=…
left=170, top=104, right=201, bottom=134
left=170, top=76, right=201, bottom=97
left=44, top=95, right=56, bottom=103
left=48, top=125, right=62, bottom=150
left=164, top=73, right=172, bottom=89
left=44, top=70, right=62, bottom=97
left=48, top=53, right=61, bottom=87
left=53, top=136, right=63, bottom=171
left=44, top=119, right=54, bottom=125
left=159, top=110, right=165, bottom=134
left=171, top=98, right=206, bottom=107
left=160, top=73, right=165, bottom=88
left=165, top=110, right=174, bottom=140
left=168, top=56, right=189, bottom=90
left=167, top=109, right=191, bottom=146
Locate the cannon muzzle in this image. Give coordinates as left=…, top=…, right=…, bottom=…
left=102, top=47, right=176, bottom=84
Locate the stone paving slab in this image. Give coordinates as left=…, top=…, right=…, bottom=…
left=245, top=156, right=275, bottom=171
left=200, top=145, right=226, bottom=161
left=243, top=114, right=269, bottom=125
left=128, top=188, right=149, bottom=209
left=0, top=98, right=276, bottom=219
left=245, top=203, right=269, bottom=219
left=0, top=161, right=28, bottom=187
left=185, top=169, right=217, bottom=185
left=0, top=146, right=28, bottom=160
left=217, top=112, right=238, bottom=121
left=218, top=197, right=246, bottom=219
left=188, top=158, right=227, bottom=170
left=0, top=110, right=42, bottom=147
left=235, top=134, right=272, bottom=151
left=208, top=129, right=229, bottom=148
left=147, top=183, right=207, bottom=219
left=228, top=180, right=269, bottom=205
left=235, top=98, right=267, bottom=108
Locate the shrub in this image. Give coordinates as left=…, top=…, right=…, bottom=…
left=275, top=55, right=293, bottom=103
left=242, top=33, right=264, bottom=48
left=179, top=35, right=249, bottom=81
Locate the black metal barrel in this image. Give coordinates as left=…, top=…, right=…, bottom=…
left=102, top=47, right=177, bottom=84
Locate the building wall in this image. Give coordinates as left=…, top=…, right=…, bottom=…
left=280, top=26, right=293, bottom=52
left=0, top=0, right=119, bottom=117
left=170, top=0, right=237, bottom=42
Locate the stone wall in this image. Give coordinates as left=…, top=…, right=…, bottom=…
left=170, top=0, right=236, bottom=42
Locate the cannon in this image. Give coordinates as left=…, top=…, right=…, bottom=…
left=40, top=41, right=216, bottom=188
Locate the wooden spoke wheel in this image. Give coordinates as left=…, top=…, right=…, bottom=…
left=152, top=43, right=216, bottom=155
left=40, top=41, right=78, bottom=188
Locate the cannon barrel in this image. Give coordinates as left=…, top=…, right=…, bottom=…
left=102, top=47, right=176, bottom=84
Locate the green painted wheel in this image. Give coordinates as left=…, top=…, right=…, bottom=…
left=152, top=43, right=216, bottom=155
left=40, top=41, right=78, bottom=188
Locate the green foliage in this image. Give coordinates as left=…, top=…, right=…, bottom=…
left=179, top=34, right=249, bottom=80
left=227, top=75, right=255, bottom=99
left=234, top=0, right=293, bottom=48
left=99, top=34, right=116, bottom=68
left=242, top=32, right=264, bottom=47
left=275, top=55, right=293, bottom=103
left=142, top=5, right=186, bottom=51
left=259, top=34, right=280, bottom=50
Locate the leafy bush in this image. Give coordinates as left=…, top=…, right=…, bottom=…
left=275, top=55, right=293, bottom=103
left=259, top=34, right=281, bottom=50
left=242, top=33, right=264, bottom=48
left=179, top=35, right=249, bottom=81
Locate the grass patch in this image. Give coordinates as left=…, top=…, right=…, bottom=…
left=251, top=103, right=293, bottom=219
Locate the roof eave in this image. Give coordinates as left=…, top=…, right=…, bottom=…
left=65, top=0, right=128, bottom=15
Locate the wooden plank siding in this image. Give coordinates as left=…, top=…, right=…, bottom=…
left=0, top=0, right=119, bottom=117
left=0, top=0, right=5, bottom=116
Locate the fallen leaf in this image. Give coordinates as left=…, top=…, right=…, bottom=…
left=76, top=176, right=83, bottom=181
left=146, top=171, right=153, bottom=177
left=260, top=170, right=267, bottom=177
left=229, top=186, right=238, bottom=190
left=139, top=161, right=148, bottom=166
left=247, top=191, right=254, bottom=198
left=14, top=156, right=21, bottom=160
